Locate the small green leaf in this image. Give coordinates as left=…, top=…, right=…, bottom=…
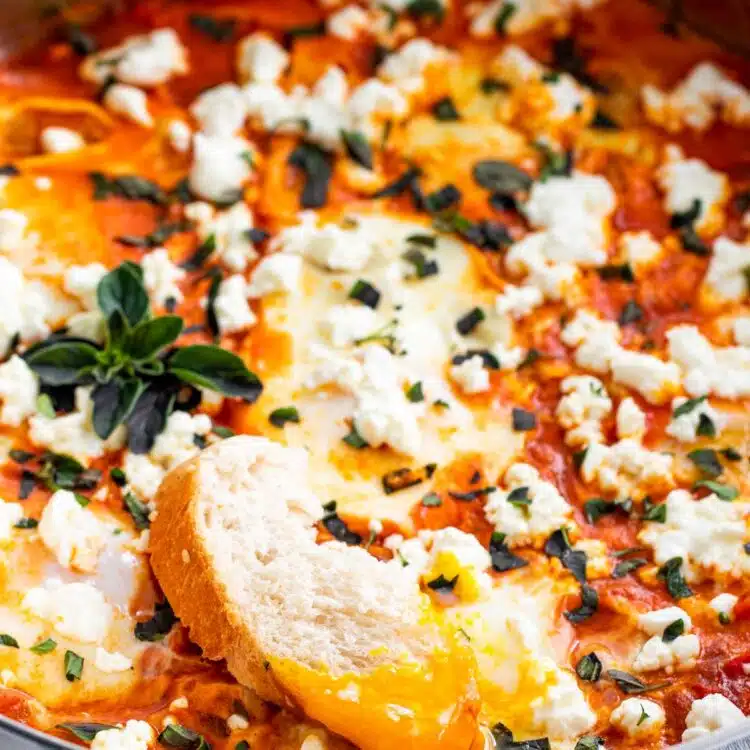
left=576, top=652, right=602, bottom=682
left=0, top=634, right=18, bottom=648
left=269, top=406, right=300, bottom=428
left=25, top=340, right=100, bottom=385
left=584, top=498, right=617, bottom=524
left=125, top=316, right=184, bottom=361
left=494, top=2, right=517, bottom=33
left=575, top=737, right=604, bottom=750
left=406, top=381, right=424, bottom=403
left=662, top=618, right=685, bottom=643
left=692, top=479, right=738, bottom=501
left=642, top=498, right=667, bottom=522
left=673, top=395, right=707, bottom=418
left=124, top=492, right=151, bottom=530
left=36, top=393, right=56, bottom=418
left=472, top=159, right=531, bottom=194
left=135, top=601, right=177, bottom=642
left=57, top=722, right=115, bottom=743
left=612, top=558, right=647, bottom=578
left=97, top=262, right=150, bottom=328
left=687, top=448, right=723, bottom=478
left=340, top=130, right=373, bottom=170
left=657, top=557, right=693, bottom=600
left=64, top=649, right=84, bottom=681
left=432, top=96, right=460, bottom=121
left=92, top=379, right=146, bottom=440
left=343, top=424, right=369, bottom=449
left=158, top=723, right=210, bottom=749
left=30, top=638, right=56, bottom=654
left=169, top=345, right=263, bottom=402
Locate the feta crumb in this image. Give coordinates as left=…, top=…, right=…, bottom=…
left=141, top=248, right=185, bottom=306
left=38, top=489, right=106, bottom=573
left=40, top=126, right=85, bottom=154
left=449, top=355, right=490, bottom=394
left=188, top=133, right=253, bottom=203
left=611, top=698, right=665, bottom=736
left=328, top=5, right=370, bottom=39
left=0, top=354, right=38, bottom=427
left=64, top=262, right=108, bottom=310
left=90, top=720, right=154, bottom=750
left=213, top=274, right=256, bottom=334
left=190, top=83, right=249, bottom=136
left=616, top=397, right=647, bottom=440
left=556, top=375, right=612, bottom=447
left=227, top=713, right=249, bottom=731
left=709, top=593, right=738, bottom=618
left=189, top=201, right=259, bottom=272
left=103, top=83, right=153, bottom=127
left=22, top=579, right=113, bottom=643
left=702, top=236, right=750, bottom=305
left=733, top=317, right=750, bottom=346
left=666, top=396, right=724, bottom=442
left=494, top=283, right=543, bottom=320
left=94, top=647, right=133, bottom=673
left=247, top=253, right=302, bottom=297
left=0, top=209, right=29, bottom=252
left=620, top=231, right=663, bottom=271
left=377, top=38, right=452, bottom=94
left=319, top=304, right=378, bottom=348
left=633, top=606, right=699, bottom=673
left=236, top=33, right=289, bottom=84
left=0, top=500, right=23, bottom=543
left=682, top=694, right=745, bottom=742
left=167, top=120, right=191, bottom=153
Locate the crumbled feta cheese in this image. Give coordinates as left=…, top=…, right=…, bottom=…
left=328, top=5, right=370, bottom=39
left=702, top=236, right=750, bottom=305
left=190, top=83, right=249, bottom=136
left=29, top=387, right=125, bottom=462
left=149, top=411, right=212, bottom=474
left=90, top=720, right=154, bottom=750
left=0, top=500, right=23, bottom=543
left=620, top=231, right=663, bottom=271
left=633, top=606, right=699, bottom=673
left=22, top=579, right=113, bottom=643
left=657, top=144, right=728, bottom=232
left=530, top=669, right=596, bottom=739
left=213, top=274, right=256, bottom=334
left=0, top=209, right=29, bottom=252
left=469, top=0, right=604, bottom=37
left=64, top=262, right=107, bottom=310
left=733, top=317, right=750, bottom=346
left=236, top=33, right=289, bottom=83
left=188, top=201, right=259, bottom=272
left=319, top=304, right=378, bottom=348
left=449, top=355, right=490, bottom=395
left=38, top=490, right=106, bottom=573
left=188, top=133, right=253, bottom=203
left=484, top=463, right=573, bottom=547
left=556, top=375, right=612, bottom=447
left=666, top=396, right=724, bottom=442
left=276, top=214, right=374, bottom=272
left=377, top=38, right=452, bottom=94
left=81, top=28, right=187, bottom=87
left=667, top=324, right=750, bottom=398
left=40, top=126, right=85, bottom=154
left=66, top=311, right=106, bottom=343
left=167, top=120, right=191, bottom=153
left=616, top=397, right=647, bottom=440
left=94, top=647, right=134, bottom=673
left=639, top=489, right=750, bottom=580
left=103, top=83, right=153, bottom=127
left=247, top=253, right=302, bottom=297
left=682, top=694, right=745, bottom=742
left=611, top=698, right=665, bottom=737
left=494, top=283, right=544, bottom=320
left=34, top=176, right=52, bottom=190
left=227, top=714, right=249, bottom=731
left=638, top=606, right=693, bottom=635
left=709, top=593, right=738, bottom=618
left=575, top=539, right=610, bottom=578
left=0, top=354, right=38, bottom=427
left=141, top=249, right=185, bottom=306
left=642, top=62, right=750, bottom=132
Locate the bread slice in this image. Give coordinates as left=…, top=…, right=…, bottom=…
left=150, top=436, right=481, bottom=749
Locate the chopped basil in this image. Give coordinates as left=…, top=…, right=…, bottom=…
left=135, top=601, right=177, bottom=642
left=204, top=268, right=222, bottom=340
left=607, top=669, right=669, bottom=694
left=719, top=612, right=731, bottom=625
left=36, top=392, right=56, bottom=418
left=0, top=164, right=19, bottom=177
left=480, top=77, right=510, bottom=94
left=285, top=21, right=325, bottom=38
left=30, top=638, right=57, bottom=654
left=341, top=130, right=373, bottom=170
left=591, top=109, right=619, bottom=130
left=89, top=173, right=166, bottom=204
left=456, top=307, right=486, bottom=335
left=58, top=723, right=115, bottom=743
left=421, top=492, right=442, bottom=507
left=535, top=142, right=573, bottom=180
left=637, top=704, right=650, bottom=726
left=406, top=233, right=437, bottom=248
left=662, top=618, right=685, bottom=642
left=511, top=408, right=536, bottom=431
left=489, top=531, right=528, bottom=572
left=657, top=557, right=693, bottom=600
left=14, top=517, right=38, bottom=529
left=110, top=467, right=127, bottom=486
left=597, top=263, right=635, bottom=282
left=407, top=0, right=445, bottom=20
left=687, top=448, right=723, bottom=478
left=64, top=650, right=84, bottom=681
left=693, top=479, right=738, bottom=501
left=402, top=248, right=439, bottom=279
left=576, top=652, right=602, bottom=682
left=0, top=634, right=18, bottom=648
left=472, top=160, right=531, bottom=194
left=564, top=584, right=598, bottom=622
left=269, top=406, right=300, bottom=428
left=618, top=300, right=643, bottom=326
left=574, top=737, right=604, bottom=750
left=545, top=529, right=587, bottom=584
left=552, top=36, right=607, bottom=93
left=382, top=464, right=435, bottom=495
left=371, top=166, right=422, bottom=199
left=451, top=349, right=500, bottom=370
left=189, top=13, right=235, bottom=41
left=679, top=225, right=710, bottom=256
left=721, top=446, right=742, bottom=461
left=343, top=424, right=369, bottom=449
left=321, top=501, right=362, bottom=546
left=448, top=486, right=496, bottom=502
left=423, top=184, right=462, bottom=214
left=19, top=470, right=36, bottom=500
left=541, top=71, right=560, bottom=83
left=181, top=234, right=216, bottom=270
left=116, top=220, right=192, bottom=249
left=612, top=558, right=647, bottom=578
left=670, top=198, right=702, bottom=228
left=584, top=498, right=618, bottom=524
left=506, top=486, right=531, bottom=507
left=288, top=142, right=333, bottom=209
left=158, top=723, right=211, bottom=749
left=348, top=279, right=381, bottom=309
left=213, top=425, right=235, bottom=439
left=494, top=2, right=517, bottom=34
left=406, top=381, right=424, bottom=403
left=9, top=449, right=33, bottom=464
left=517, top=348, right=541, bottom=370
left=642, top=497, right=667, bottom=522
left=426, top=573, right=458, bottom=593
left=123, top=492, right=151, bottom=530
left=673, top=395, right=706, bottom=418
left=432, top=97, right=460, bottom=121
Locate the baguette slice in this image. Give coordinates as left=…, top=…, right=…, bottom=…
left=150, top=436, right=481, bottom=750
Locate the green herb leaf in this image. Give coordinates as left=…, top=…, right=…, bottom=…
left=612, top=558, right=647, bottom=578
left=657, top=557, right=693, bottom=600
left=124, top=492, right=151, bottom=530
left=673, top=395, right=707, bottom=418
left=564, top=584, right=598, bottom=623
left=0, top=634, right=19, bottom=648
left=341, top=130, right=373, bottom=170
left=125, top=316, right=183, bottom=361
left=406, top=381, right=424, bottom=402
left=432, top=97, right=460, bottom=121
left=584, top=498, right=618, bottom=524
left=402, top=248, right=439, bottom=279
left=574, top=737, right=604, bottom=750
left=98, top=262, right=150, bottom=328
left=343, top=424, right=369, bottom=449
left=135, top=601, right=177, bottom=642
left=692, top=479, right=738, bottom=501
left=642, top=497, right=667, bottom=522
left=92, top=378, right=146, bottom=439
left=511, top=407, right=536, bottom=431
left=494, top=2, right=517, bottom=33
left=472, top=159, right=531, bottom=194
left=349, top=279, right=381, bottom=309
left=407, top=0, right=445, bottom=20
left=36, top=392, right=56, bottom=418
left=288, top=142, right=333, bottom=209
left=576, top=652, right=602, bottom=682
left=57, top=723, right=115, bottom=743
left=456, top=307, right=486, bottom=335
left=269, top=406, right=300, bottom=428
left=158, top=723, right=210, bottom=749
left=64, top=649, right=84, bottom=681
left=181, top=234, right=216, bottom=271
left=597, top=263, right=635, bottom=282
left=618, top=300, right=643, bottom=326
left=687, top=448, right=723, bottom=478
left=489, top=532, right=528, bottom=572
left=321, top=501, right=362, bottom=546
left=168, top=345, right=263, bottom=401
left=14, top=517, right=38, bottom=529
left=30, top=638, right=57, bottom=654
left=24, top=340, right=100, bottom=385
left=427, top=573, right=459, bottom=593
left=662, top=618, right=685, bottom=642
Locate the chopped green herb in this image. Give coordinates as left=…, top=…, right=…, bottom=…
left=721, top=446, right=742, bottom=461
left=673, top=395, right=707, bottom=418
left=188, top=13, right=236, bottom=41
left=349, top=279, right=381, bottom=309
left=576, top=652, right=602, bottom=682
left=494, top=2, right=517, bottom=34
left=657, top=557, right=693, bottom=600
left=687, top=448, right=723, bottom=478
left=402, top=248, right=439, bottom=279
left=382, top=464, right=435, bottom=495
left=57, top=723, right=115, bottom=743
left=472, top=159, right=531, bottom=194
left=30, top=638, right=57, bottom=654
left=564, top=584, right=598, bottom=623
left=269, top=406, right=301, bottom=428
left=158, top=723, right=211, bottom=749
left=427, top=573, right=458, bottom=593
left=584, top=498, right=618, bottom=524
left=421, top=492, right=442, bottom=507
left=64, top=650, right=84, bottom=681
left=0, top=634, right=18, bottom=648
left=517, top=348, right=541, bottom=370
left=612, top=558, right=647, bottom=578
left=321, top=501, right=362, bottom=546
left=642, top=498, right=667, bottom=522
left=597, top=263, right=635, bottom=282
left=36, top=393, right=55, bottom=418
left=288, top=142, right=333, bottom=209
left=407, top=0, right=445, bottom=20
left=406, top=381, right=424, bottom=403
left=432, top=96, right=460, bottom=121
left=123, top=492, right=151, bottom=530
left=479, top=77, right=510, bottom=94
left=341, top=130, right=373, bottom=170
left=14, top=517, right=38, bottom=529
left=285, top=21, right=325, bottom=38
left=662, top=618, right=685, bottom=643
left=692, top=479, right=738, bottom=501
left=343, top=424, right=369, bottom=449
left=489, top=532, right=528, bottom=572
left=456, top=307, right=486, bottom=335
left=574, top=737, right=604, bottom=750
left=506, top=486, right=531, bottom=507
left=405, top=233, right=437, bottom=248
left=212, top=425, right=235, bottom=439
left=110, top=467, right=127, bottom=486
left=619, top=300, right=643, bottom=326
left=135, top=601, right=177, bottom=642
left=511, top=408, right=536, bottom=431
left=448, top=486, right=496, bottom=502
